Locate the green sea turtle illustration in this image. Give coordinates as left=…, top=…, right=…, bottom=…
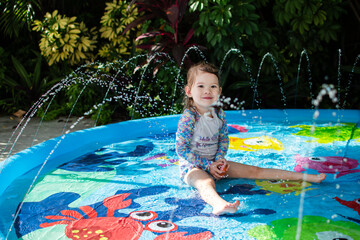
left=291, top=123, right=360, bottom=144
left=248, top=215, right=360, bottom=240
left=255, top=179, right=316, bottom=196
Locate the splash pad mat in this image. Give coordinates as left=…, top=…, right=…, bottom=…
left=1, top=109, right=360, bottom=239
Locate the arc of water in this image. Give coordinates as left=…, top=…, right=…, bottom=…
left=219, top=48, right=257, bottom=109
left=3, top=54, right=199, bottom=238
left=88, top=54, right=146, bottom=124
left=0, top=61, right=107, bottom=162
left=2, top=59, right=140, bottom=238
left=2, top=67, right=101, bottom=236
left=253, top=53, right=288, bottom=118
left=311, top=83, right=340, bottom=115
left=0, top=99, right=45, bottom=159
left=150, top=63, right=180, bottom=116
left=94, top=74, right=123, bottom=125
left=61, top=74, right=102, bottom=135
left=342, top=54, right=360, bottom=109
left=31, top=94, right=57, bottom=147
left=130, top=53, right=172, bottom=120
left=30, top=69, right=98, bottom=147
left=3, top=59, right=138, bottom=238
left=93, top=59, right=146, bottom=123
left=0, top=80, right=66, bottom=161
left=342, top=120, right=360, bottom=159
left=295, top=50, right=313, bottom=108
left=337, top=49, right=342, bottom=105
left=53, top=61, right=124, bottom=132
left=5, top=131, right=68, bottom=239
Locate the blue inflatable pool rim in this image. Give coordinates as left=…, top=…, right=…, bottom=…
left=1, top=109, right=360, bottom=239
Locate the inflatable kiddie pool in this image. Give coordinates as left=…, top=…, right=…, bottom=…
left=1, top=109, right=360, bottom=239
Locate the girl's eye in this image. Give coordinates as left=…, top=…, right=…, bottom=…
left=197, top=85, right=204, bottom=88
left=211, top=85, right=218, bottom=88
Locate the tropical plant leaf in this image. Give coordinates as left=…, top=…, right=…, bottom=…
left=136, top=44, right=158, bottom=50
left=167, top=4, right=179, bottom=26
left=11, top=56, right=32, bottom=89
left=172, top=44, right=185, bottom=65
left=33, top=55, right=42, bottom=89
left=122, top=14, right=156, bottom=35
left=123, top=0, right=199, bottom=66
left=136, top=31, right=173, bottom=41
left=2, top=76, right=19, bottom=88
left=184, top=28, right=194, bottom=45
left=0, top=0, right=40, bottom=38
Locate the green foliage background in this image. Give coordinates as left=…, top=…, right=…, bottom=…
left=0, top=0, right=359, bottom=123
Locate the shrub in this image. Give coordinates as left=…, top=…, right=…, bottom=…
left=32, top=10, right=98, bottom=66
left=98, top=0, right=142, bottom=60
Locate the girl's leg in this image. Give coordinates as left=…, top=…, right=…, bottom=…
left=184, top=168, right=240, bottom=215
left=226, top=161, right=326, bottom=183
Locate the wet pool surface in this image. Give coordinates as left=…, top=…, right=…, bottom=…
left=1, top=110, right=360, bottom=239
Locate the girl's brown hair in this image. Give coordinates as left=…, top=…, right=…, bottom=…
left=183, top=61, right=219, bottom=110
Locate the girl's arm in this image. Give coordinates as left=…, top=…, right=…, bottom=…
left=215, top=108, right=229, bottom=161
left=176, top=110, right=212, bottom=172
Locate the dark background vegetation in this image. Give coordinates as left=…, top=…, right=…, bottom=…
left=1, top=0, right=359, bottom=124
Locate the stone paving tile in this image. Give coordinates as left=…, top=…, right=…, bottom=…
left=0, top=115, right=95, bottom=162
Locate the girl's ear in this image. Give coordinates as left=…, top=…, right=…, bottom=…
left=185, top=85, right=191, bottom=97
left=219, top=87, right=222, bottom=95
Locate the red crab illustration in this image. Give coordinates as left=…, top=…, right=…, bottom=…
left=39, top=193, right=212, bottom=240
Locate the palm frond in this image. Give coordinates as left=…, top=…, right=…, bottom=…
left=0, top=0, right=40, bottom=38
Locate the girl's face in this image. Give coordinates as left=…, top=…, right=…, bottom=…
left=185, top=71, right=222, bottom=114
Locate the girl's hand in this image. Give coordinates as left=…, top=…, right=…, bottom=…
left=218, top=159, right=229, bottom=177
left=210, top=159, right=229, bottom=180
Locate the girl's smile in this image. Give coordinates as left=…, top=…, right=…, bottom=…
left=185, top=71, right=221, bottom=115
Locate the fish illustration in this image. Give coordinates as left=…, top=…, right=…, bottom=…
left=294, top=155, right=360, bottom=178
left=229, top=136, right=284, bottom=151
left=228, top=124, right=248, bottom=133
left=334, top=197, right=360, bottom=215
left=255, top=180, right=316, bottom=196
left=143, top=153, right=179, bottom=167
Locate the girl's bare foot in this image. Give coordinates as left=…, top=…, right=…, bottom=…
left=307, top=173, right=327, bottom=183
left=212, top=200, right=240, bottom=215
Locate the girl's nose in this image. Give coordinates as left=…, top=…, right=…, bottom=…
left=204, top=87, right=211, bottom=94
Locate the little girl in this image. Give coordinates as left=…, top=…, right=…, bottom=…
left=175, top=61, right=326, bottom=215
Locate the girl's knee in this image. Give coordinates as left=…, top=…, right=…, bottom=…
left=185, top=168, right=215, bottom=187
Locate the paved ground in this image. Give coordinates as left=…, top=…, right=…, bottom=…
left=0, top=115, right=96, bottom=162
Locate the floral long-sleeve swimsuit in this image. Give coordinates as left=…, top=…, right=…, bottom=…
left=176, top=107, right=229, bottom=180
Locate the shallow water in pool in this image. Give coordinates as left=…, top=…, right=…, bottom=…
left=2, top=119, right=360, bottom=239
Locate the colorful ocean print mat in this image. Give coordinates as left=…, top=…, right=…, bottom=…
left=1, top=110, right=360, bottom=239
